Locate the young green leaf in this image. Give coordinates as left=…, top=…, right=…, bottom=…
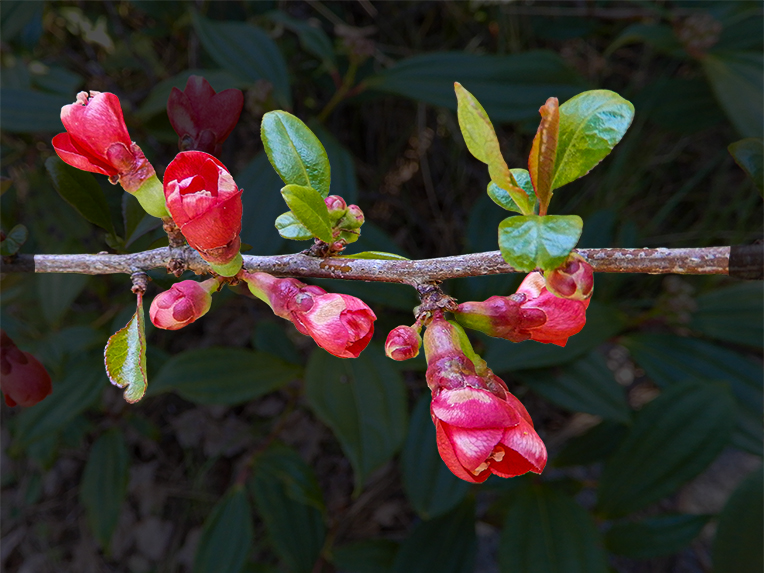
left=552, top=90, right=635, bottom=191
left=488, top=169, right=538, bottom=213
left=528, top=97, right=559, bottom=214
left=728, top=138, right=763, bottom=194
left=280, top=184, right=333, bottom=243
left=104, top=293, right=147, bottom=403
left=498, top=214, right=583, bottom=272
left=0, top=224, right=28, bottom=256
left=261, top=111, right=331, bottom=197
left=275, top=211, right=314, bottom=241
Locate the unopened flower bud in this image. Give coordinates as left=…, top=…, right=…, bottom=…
left=338, top=204, right=365, bottom=230
left=325, top=195, right=348, bottom=223
left=149, top=278, right=219, bottom=330
left=0, top=330, right=52, bottom=407
left=385, top=325, right=422, bottom=361
left=543, top=253, right=593, bottom=301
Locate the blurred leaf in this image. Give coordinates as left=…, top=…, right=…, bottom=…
left=32, top=325, right=102, bottom=369
left=194, top=486, right=254, bottom=573
left=605, top=514, right=711, bottom=559
left=30, top=65, right=82, bottom=96
left=311, top=123, right=359, bottom=204
left=702, top=52, right=764, bottom=138
left=498, top=214, right=583, bottom=272
left=499, top=484, right=608, bottom=573
left=149, top=347, right=300, bottom=405
left=192, top=13, right=291, bottom=107
left=713, top=464, right=763, bottom=573
left=267, top=11, right=336, bottom=70
left=598, top=382, right=736, bottom=517
left=333, top=539, right=399, bottom=573
left=1, top=0, right=44, bottom=43
left=104, top=295, right=147, bottom=404
left=0, top=224, right=28, bottom=256
left=0, top=88, right=70, bottom=133
left=275, top=211, right=313, bottom=241
left=238, top=153, right=289, bottom=255
left=690, top=281, right=764, bottom=346
left=638, top=78, right=725, bottom=134
left=36, top=273, right=88, bottom=326
left=45, top=156, right=115, bottom=234
left=623, top=334, right=763, bottom=455
left=485, top=303, right=625, bottom=372
left=281, top=184, right=333, bottom=243
left=249, top=445, right=326, bottom=573
left=552, top=90, right=635, bottom=191
left=554, top=420, right=629, bottom=467
left=392, top=499, right=476, bottom=573
left=304, top=344, right=407, bottom=491
left=728, top=138, right=763, bottom=193
left=334, top=251, right=409, bottom=260
left=519, top=351, right=630, bottom=423
left=605, top=23, right=684, bottom=57
left=401, top=395, right=471, bottom=519
left=365, top=51, right=586, bottom=123
left=80, top=429, right=129, bottom=548
left=253, top=322, right=302, bottom=365
left=262, top=111, right=331, bottom=198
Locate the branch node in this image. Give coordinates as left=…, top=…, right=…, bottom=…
left=130, top=271, right=149, bottom=295
left=414, top=282, right=457, bottom=324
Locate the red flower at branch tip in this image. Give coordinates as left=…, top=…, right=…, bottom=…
left=167, top=75, right=244, bottom=157
left=0, top=330, right=52, bottom=408
left=149, top=278, right=219, bottom=330
left=163, top=151, right=243, bottom=269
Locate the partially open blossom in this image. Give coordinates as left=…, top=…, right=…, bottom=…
left=544, top=253, right=593, bottom=301
left=242, top=272, right=376, bottom=358
left=167, top=75, right=244, bottom=157
left=325, top=195, right=348, bottom=223
left=0, top=330, right=52, bottom=407
left=454, top=272, right=589, bottom=347
left=385, top=324, right=422, bottom=361
left=52, top=91, right=168, bottom=217
left=423, top=316, right=546, bottom=483
left=149, top=278, right=220, bottom=330
left=163, top=151, right=243, bottom=275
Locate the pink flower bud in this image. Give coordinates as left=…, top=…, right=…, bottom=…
left=543, top=253, right=593, bottom=301
left=338, top=204, right=365, bottom=230
left=385, top=325, right=422, bottom=361
left=0, top=330, right=52, bottom=407
left=423, top=317, right=546, bottom=483
left=325, top=195, right=348, bottom=223
left=163, top=151, right=243, bottom=266
left=167, top=75, right=244, bottom=157
left=149, top=279, right=217, bottom=330
left=52, top=91, right=155, bottom=193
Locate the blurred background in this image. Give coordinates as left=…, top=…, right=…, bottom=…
left=0, top=1, right=762, bottom=572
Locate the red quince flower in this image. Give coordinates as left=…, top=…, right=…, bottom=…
left=167, top=75, right=244, bottom=157
left=0, top=330, right=52, bottom=407
left=385, top=324, right=422, bottom=361
left=163, top=151, right=243, bottom=272
left=544, top=253, right=594, bottom=301
left=149, top=278, right=220, bottom=330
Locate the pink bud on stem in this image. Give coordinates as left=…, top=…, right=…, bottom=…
left=149, top=277, right=222, bottom=330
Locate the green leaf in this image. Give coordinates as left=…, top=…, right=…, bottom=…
left=498, top=484, right=608, bottom=573
left=598, top=382, right=736, bottom=517
left=605, top=23, right=684, bottom=58
left=249, top=445, right=326, bottom=573
left=253, top=322, right=302, bottom=365
left=192, top=13, right=291, bottom=108
left=281, top=184, right=333, bottom=243
left=401, top=395, right=471, bottom=519
left=702, top=52, right=763, bottom=139
left=261, top=111, right=331, bottom=198
left=519, top=351, right=631, bottom=423
left=498, top=214, right=583, bottom=272
left=333, top=540, right=399, bottom=573
left=605, top=514, right=711, bottom=559
left=1, top=0, right=44, bottom=43
left=728, top=138, right=763, bottom=193
left=690, top=281, right=764, bottom=347
left=45, top=156, right=116, bottom=234
left=713, top=464, right=763, bottom=573
left=0, top=224, right=28, bottom=256
left=80, top=429, right=129, bottom=548
left=239, top=153, right=290, bottom=254
left=36, top=273, right=88, bottom=326
left=554, top=420, right=629, bottom=467
left=274, top=211, right=314, bottom=241
left=622, top=334, right=763, bottom=456
left=267, top=11, right=336, bottom=70
left=551, top=90, right=635, bottom=191
left=193, top=486, right=254, bottom=573
left=104, top=295, right=147, bottom=404
left=149, top=347, right=301, bottom=405
left=392, top=499, right=476, bottom=573
left=304, top=345, right=408, bottom=492
left=334, top=251, right=409, bottom=260
left=488, top=169, right=537, bottom=213
left=0, top=88, right=70, bottom=133
left=638, top=77, right=725, bottom=134
left=137, top=69, right=246, bottom=118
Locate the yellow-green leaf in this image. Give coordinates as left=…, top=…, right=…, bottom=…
left=280, top=184, right=333, bottom=243
left=104, top=293, right=147, bottom=403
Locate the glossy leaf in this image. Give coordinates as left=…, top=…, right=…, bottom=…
left=274, top=211, right=313, bottom=241
left=551, top=90, right=635, bottom=191
left=0, top=88, right=70, bottom=133
left=528, top=97, right=559, bottom=211
left=488, top=169, right=537, bottom=213
left=281, top=184, right=333, bottom=243
left=45, top=156, right=115, bottom=234
left=728, top=138, right=763, bottom=193
left=598, top=382, right=736, bottom=517
left=401, top=395, right=471, bottom=519
left=605, top=514, right=711, bottom=559
left=713, top=464, right=763, bottom=573
left=334, top=251, right=409, bottom=260
left=304, top=345, right=407, bottom=491
left=499, top=484, right=608, bottom=573
left=702, top=52, right=763, bottom=139
left=267, top=11, right=336, bottom=70
left=690, top=282, right=764, bottom=347
left=149, top=347, right=301, bottom=405
left=392, top=499, right=476, bottom=573
left=192, top=13, right=291, bottom=107
left=261, top=111, right=331, bottom=198
left=554, top=420, right=629, bottom=467
left=238, top=153, right=291, bottom=254
left=36, top=273, right=88, bottom=326
left=498, top=214, right=583, bottom=272
left=104, top=294, right=147, bottom=404
left=193, top=486, right=254, bottom=573
left=333, top=540, right=399, bottom=573
left=80, top=429, right=129, bottom=548
left=0, top=224, right=27, bottom=256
